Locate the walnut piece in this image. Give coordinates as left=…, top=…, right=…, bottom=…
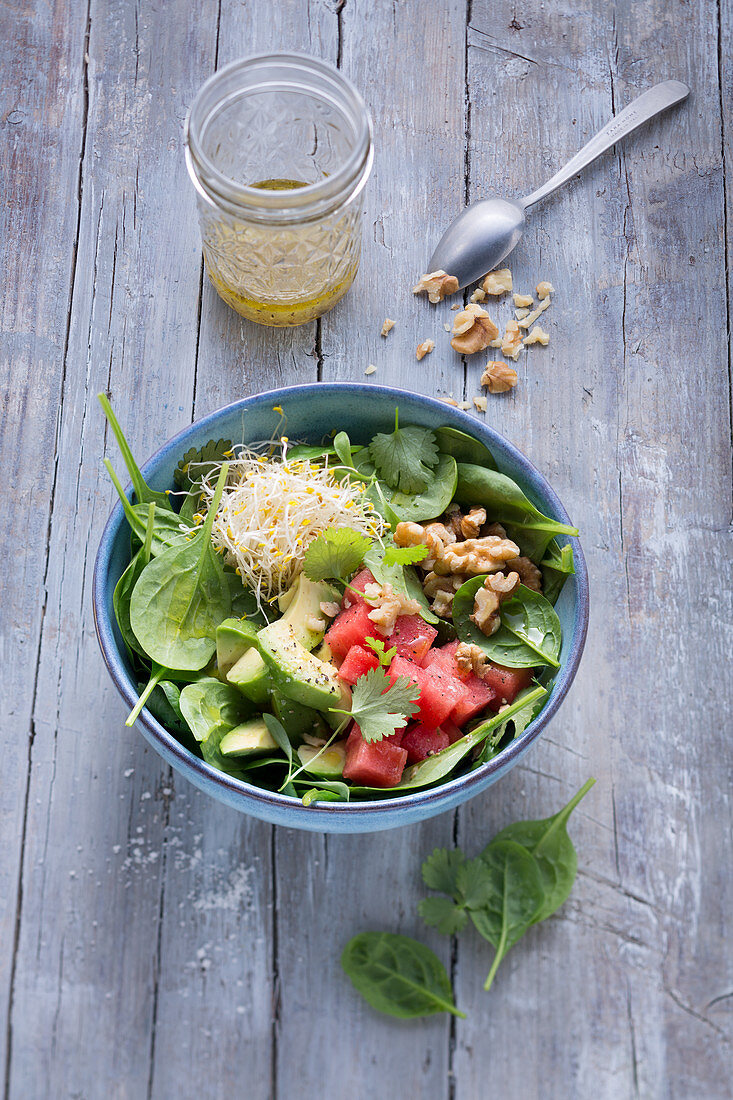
left=381, top=318, right=395, bottom=337
left=515, top=307, right=530, bottom=321
left=501, top=319, right=523, bottom=360
left=423, top=571, right=465, bottom=619
left=523, top=325, right=549, bottom=347
left=450, top=304, right=499, bottom=355
left=412, top=270, right=460, bottom=304
left=363, top=582, right=423, bottom=636
left=471, top=571, right=520, bottom=635
left=416, top=338, right=435, bottom=361
left=536, top=281, right=555, bottom=300
left=473, top=395, right=488, bottom=412
left=518, top=296, right=551, bottom=330
left=305, top=615, right=327, bottom=632
left=319, top=600, right=341, bottom=619
left=470, top=288, right=487, bottom=303
left=513, top=293, right=534, bottom=308
left=441, top=535, right=521, bottom=576
left=460, top=506, right=487, bottom=539
left=482, top=269, right=513, bottom=296
left=481, top=361, right=518, bottom=394
left=393, top=520, right=456, bottom=571
left=507, top=555, right=543, bottom=592
left=455, top=642, right=490, bottom=678
left=364, top=364, right=377, bottom=375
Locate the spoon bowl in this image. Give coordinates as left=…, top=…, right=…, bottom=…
left=429, top=198, right=525, bottom=290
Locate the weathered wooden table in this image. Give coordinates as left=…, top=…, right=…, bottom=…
left=2, top=1, right=731, bottom=1097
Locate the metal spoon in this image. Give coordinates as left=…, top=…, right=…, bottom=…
left=428, top=80, right=690, bottom=289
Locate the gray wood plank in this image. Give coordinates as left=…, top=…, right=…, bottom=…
left=452, top=2, right=732, bottom=1098
left=0, top=0, right=88, bottom=1086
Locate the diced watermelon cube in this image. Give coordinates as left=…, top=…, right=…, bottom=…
left=422, top=641, right=496, bottom=726
left=388, top=655, right=461, bottom=728
left=347, top=722, right=404, bottom=749
left=483, top=663, right=535, bottom=710
left=440, top=718, right=464, bottom=745
left=400, top=722, right=450, bottom=764
left=341, top=567, right=377, bottom=610
left=385, top=615, right=438, bottom=663
left=325, top=602, right=375, bottom=661
left=343, top=735, right=408, bottom=787
left=337, top=644, right=380, bottom=685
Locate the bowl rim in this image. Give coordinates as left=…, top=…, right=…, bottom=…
left=93, top=382, right=589, bottom=818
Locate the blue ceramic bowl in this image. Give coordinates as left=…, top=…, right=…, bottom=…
left=93, top=383, right=588, bottom=832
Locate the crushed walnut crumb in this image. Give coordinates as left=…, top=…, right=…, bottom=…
left=450, top=303, right=462, bottom=310
left=412, top=270, right=459, bottom=304
left=365, top=364, right=377, bottom=375
left=416, top=338, right=435, bottom=360
left=515, top=307, right=530, bottom=320
left=470, top=288, right=487, bottom=303
left=457, top=400, right=472, bottom=410
left=501, top=318, right=524, bottom=360
left=482, top=269, right=513, bottom=296
left=481, top=361, right=518, bottom=394
left=523, top=325, right=549, bottom=347
left=305, top=614, right=327, bottom=633
left=536, top=281, right=555, bottom=300
left=513, top=293, right=534, bottom=308
left=450, top=304, right=499, bottom=355
left=455, top=641, right=490, bottom=679
left=518, top=296, right=551, bottom=330
left=507, top=555, right=543, bottom=592
left=319, top=601, right=341, bottom=619
left=363, top=582, right=423, bottom=636
left=443, top=322, right=451, bottom=331
left=380, top=318, right=395, bottom=337
left=473, top=395, right=488, bottom=412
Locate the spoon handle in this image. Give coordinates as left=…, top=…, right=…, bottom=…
left=522, top=79, right=690, bottom=210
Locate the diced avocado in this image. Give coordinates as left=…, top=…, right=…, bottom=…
left=216, top=618, right=260, bottom=676
left=296, top=741, right=347, bottom=778
left=272, top=689, right=322, bottom=744
left=226, top=576, right=338, bottom=704
left=315, top=640, right=334, bottom=663
left=258, top=621, right=342, bottom=710
left=219, top=717, right=277, bottom=757
left=323, top=675, right=351, bottom=730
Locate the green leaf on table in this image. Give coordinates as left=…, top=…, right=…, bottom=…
left=341, top=932, right=464, bottom=1019
left=383, top=543, right=428, bottom=567
left=368, top=416, right=440, bottom=494
left=421, top=846, right=465, bottom=896
left=364, top=636, right=397, bottom=667
left=302, top=527, right=371, bottom=585
left=333, top=666, right=420, bottom=743
left=129, top=464, right=232, bottom=671
left=453, top=577, right=561, bottom=668
left=418, top=895, right=468, bottom=935
left=419, top=849, right=498, bottom=934
left=491, top=778, right=595, bottom=923
left=173, top=438, right=233, bottom=493
left=98, top=394, right=172, bottom=510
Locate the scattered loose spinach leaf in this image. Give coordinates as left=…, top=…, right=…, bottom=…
left=341, top=932, right=464, bottom=1019
left=491, top=778, right=595, bottom=923
left=452, top=577, right=561, bottom=669
left=129, top=464, right=231, bottom=670
left=173, top=438, right=233, bottom=493
left=368, top=414, right=440, bottom=494
left=98, top=394, right=172, bottom=510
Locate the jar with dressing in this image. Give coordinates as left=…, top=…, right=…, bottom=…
left=185, top=53, right=373, bottom=327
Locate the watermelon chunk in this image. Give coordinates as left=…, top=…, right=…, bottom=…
left=337, top=644, right=380, bottom=685
left=343, top=735, right=408, bottom=787
left=483, top=663, right=535, bottom=710
left=441, top=718, right=464, bottom=745
left=400, top=722, right=450, bottom=764
left=385, top=615, right=438, bottom=663
left=422, top=641, right=496, bottom=726
left=325, top=602, right=375, bottom=661
left=388, top=655, right=461, bottom=728
left=341, top=567, right=377, bottom=610
left=347, top=721, right=404, bottom=749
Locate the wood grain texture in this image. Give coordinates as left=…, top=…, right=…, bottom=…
left=0, top=0, right=730, bottom=1097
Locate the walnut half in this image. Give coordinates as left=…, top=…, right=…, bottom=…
left=441, top=535, right=520, bottom=576
left=471, top=571, right=520, bottom=636
left=412, top=270, right=460, bottom=304
left=481, top=361, right=518, bottom=394
left=450, top=304, right=499, bottom=355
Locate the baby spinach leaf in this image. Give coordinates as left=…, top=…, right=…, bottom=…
left=355, top=451, right=458, bottom=524
left=179, top=678, right=255, bottom=742
left=333, top=430, right=356, bottom=470
left=199, top=724, right=249, bottom=780
left=471, top=839, right=545, bottom=991
left=369, top=417, right=440, bottom=494
left=146, top=680, right=189, bottom=736
left=262, top=714, right=294, bottom=785
left=455, top=463, right=578, bottom=541
left=98, top=394, right=172, bottom=510
left=491, top=778, right=595, bottom=923
left=434, top=425, right=497, bottom=470
left=224, top=571, right=269, bottom=624
left=540, top=541, right=575, bottom=605
left=285, top=443, right=337, bottom=462
left=130, top=465, right=231, bottom=670
left=301, top=784, right=350, bottom=806
left=453, top=577, right=561, bottom=668
left=475, top=685, right=546, bottom=765
left=105, top=459, right=190, bottom=555
left=113, top=503, right=157, bottom=657
left=173, top=438, right=233, bottom=493
left=293, top=778, right=351, bottom=803
left=341, top=932, right=464, bottom=1019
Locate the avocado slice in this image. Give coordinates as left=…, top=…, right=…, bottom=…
left=323, top=675, right=352, bottom=730
left=216, top=618, right=260, bottom=676
left=272, top=689, right=323, bottom=743
left=226, top=576, right=338, bottom=704
left=258, top=621, right=342, bottom=710
left=219, top=717, right=277, bottom=757
left=296, top=742, right=347, bottom=778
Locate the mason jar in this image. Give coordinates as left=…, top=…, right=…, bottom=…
left=184, top=53, right=373, bottom=327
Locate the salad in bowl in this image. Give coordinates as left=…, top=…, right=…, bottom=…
left=94, top=387, right=583, bottom=824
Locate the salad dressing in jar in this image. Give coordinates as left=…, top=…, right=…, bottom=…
left=185, top=54, right=373, bottom=327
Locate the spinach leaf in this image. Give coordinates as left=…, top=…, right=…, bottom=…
left=362, top=540, right=439, bottom=626
left=341, top=932, right=464, bottom=1019
left=491, top=778, right=595, bottom=923
left=355, top=451, right=458, bottom=523
left=471, top=839, right=545, bottom=991
left=301, top=783, right=350, bottom=806
left=99, top=394, right=172, bottom=510
left=333, top=430, right=356, bottom=470
left=262, top=714, right=294, bottom=785
left=173, top=438, right=233, bottom=493
left=452, top=577, right=561, bottom=669
left=540, top=541, right=575, bottom=605
left=129, top=464, right=231, bottom=670
left=455, top=463, right=578, bottom=546
left=199, top=724, right=248, bottom=780
left=474, top=685, right=546, bottom=765
left=434, top=425, right=497, bottom=469
left=285, top=443, right=337, bottom=462
left=113, top=503, right=156, bottom=657
left=179, top=678, right=254, bottom=742
left=146, top=680, right=189, bottom=736
left=224, top=571, right=269, bottom=624
left=293, top=778, right=351, bottom=803
left=105, top=458, right=190, bottom=555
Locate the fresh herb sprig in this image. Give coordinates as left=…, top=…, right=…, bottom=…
left=364, top=636, right=397, bottom=667
left=330, top=666, right=420, bottom=743
left=302, top=526, right=371, bottom=586
left=368, top=409, right=440, bottom=494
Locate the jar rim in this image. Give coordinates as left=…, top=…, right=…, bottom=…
left=185, top=52, right=373, bottom=222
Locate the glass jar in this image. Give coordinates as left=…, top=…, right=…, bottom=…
left=185, top=53, right=373, bottom=327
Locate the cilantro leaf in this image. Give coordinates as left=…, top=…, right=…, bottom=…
left=384, top=543, right=428, bottom=567
left=173, top=438, right=233, bottom=492
left=337, top=666, right=420, bottom=743
left=422, top=847, right=466, bottom=896
left=364, top=636, right=397, bottom=667
left=369, top=423, right=439, bottom=493
left=303, top=527, right=371, bottom=584
left=418, top=896, right=468, bottom=935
